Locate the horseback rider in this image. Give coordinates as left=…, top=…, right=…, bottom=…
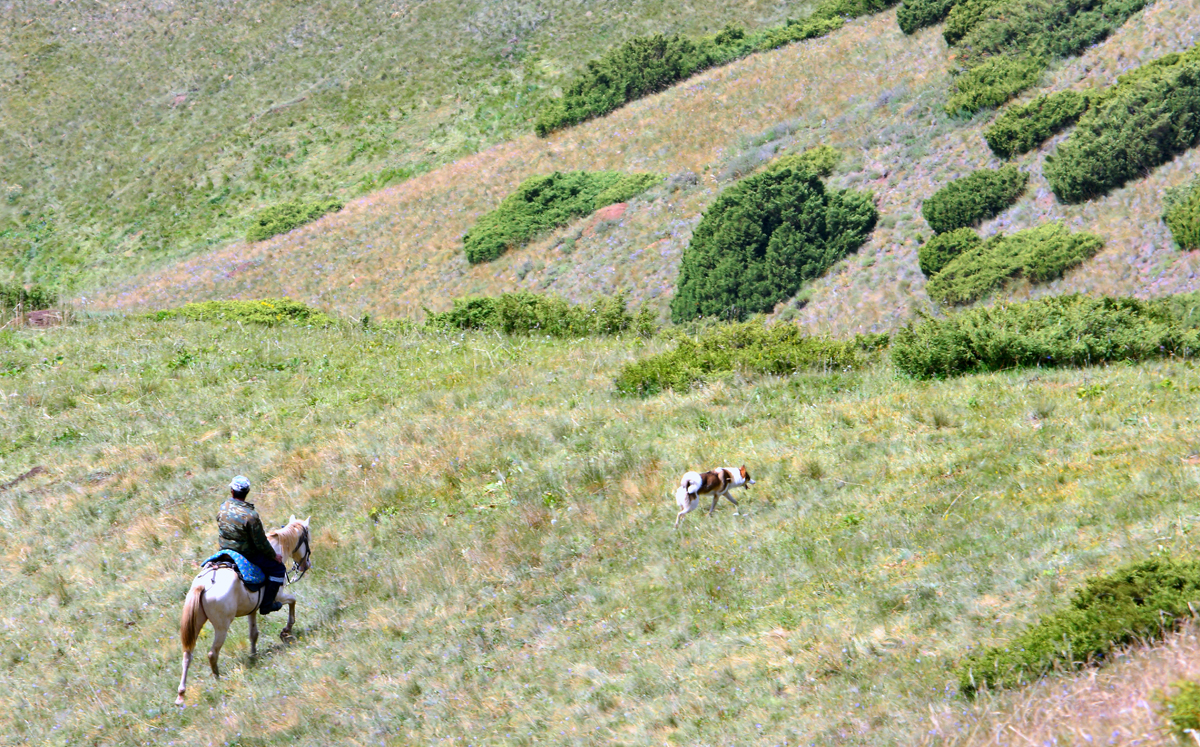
left=217, top=476, right=285, bottom=615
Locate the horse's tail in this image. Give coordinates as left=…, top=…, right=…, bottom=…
left=180, top=583, right=207, bottom=651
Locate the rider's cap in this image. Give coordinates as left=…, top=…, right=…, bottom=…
left=229, top=475, right=251, bottom=492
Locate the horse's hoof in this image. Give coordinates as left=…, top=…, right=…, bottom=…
left=280, top=630, right=295, bottom=642
left=175, top=695, right=185, bottom=706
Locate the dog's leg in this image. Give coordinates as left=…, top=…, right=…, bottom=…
left=725, top=492, right=740, bottom=514
left=708, top=492, right=721, bottom=516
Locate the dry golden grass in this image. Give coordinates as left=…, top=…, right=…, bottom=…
left=88, top=1, right=1200, bottom=336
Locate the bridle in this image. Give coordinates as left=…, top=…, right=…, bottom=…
left=286, top=526, right=312, bottom=585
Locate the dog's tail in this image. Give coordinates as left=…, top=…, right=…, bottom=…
left=680, top=471, right=703, bottom=496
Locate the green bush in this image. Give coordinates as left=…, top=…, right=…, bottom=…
left=897, top=0, right=961, bottom=34
left=984, top=90, right=1090, bottom=158
left=463, top=171, right=661, bottom=264
left=245, top=199, right=343, bottom=243
left=943, top=0, right=1150, bottom=115
left=942, top=0, right=1005, bottom=45
left=534, top=30, right=750, bottom=137
left=922, top=166, right=1029, bottom=234
left=670, top=164, right=877, bottom=323
left=614, top=320, right=862, bottom=396
left=0, top=283, right=56, bottom=310
left=1164, top=178, right=1200, bottom=251
left=892, top=294, right=1200, bottom=379
left=960, top=557, right=1200, bottom=695
left=1162, top=680, right=1200, bottom=740
left=426, top=292, right=648, bottom=337
left=926, top=223, right=1102, bottom=305
left=945, top=56, right=1046, bottom=116
left=765, top=145, right=843, bottom=178
left=918, top=228, right=981, bottom=277
left=152, top=298, right=338, bottom=327
left=535, top=0, right=899, bottom=136
left=1047, top=57, right=1200, bottom=203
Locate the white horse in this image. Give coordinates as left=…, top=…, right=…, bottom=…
left=176, top=516, right=312, bottom=705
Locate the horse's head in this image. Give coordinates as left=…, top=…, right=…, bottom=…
left=286, top=515, right=313, bottom=574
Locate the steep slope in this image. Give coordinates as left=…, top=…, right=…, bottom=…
left=0, top=0, right=818, bottom=286
left=91, top=1, right=1200, bottom=335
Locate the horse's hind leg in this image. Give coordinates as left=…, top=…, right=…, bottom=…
left=176, top=649, right=194, bottom=705
left=208, top=624, right=229, bottom=678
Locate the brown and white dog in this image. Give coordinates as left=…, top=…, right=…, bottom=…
left=674, top=466, right=755, bottom=528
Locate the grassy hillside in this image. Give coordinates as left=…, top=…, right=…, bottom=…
left=89, top=1, right=1200, bottom=336
left=2, top=316, right=1199, bottom=743
left=1, top=0, right=823, bottom=288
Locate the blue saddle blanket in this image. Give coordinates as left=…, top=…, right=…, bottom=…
left=201, top=549, right=266, bottom=586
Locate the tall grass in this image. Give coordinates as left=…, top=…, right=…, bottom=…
left=2, top=314, right=1200, bottom=743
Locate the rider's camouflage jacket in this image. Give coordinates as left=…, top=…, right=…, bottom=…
left=217, top=498, right=276, bottom=559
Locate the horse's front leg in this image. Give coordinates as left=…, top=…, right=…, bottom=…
left=248, top=610, right=259, bottom=658
left=277, top=590, right=297, bottom=640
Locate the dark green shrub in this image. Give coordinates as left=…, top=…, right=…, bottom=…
left=670, top=165, right=877, bottom=323
left=945, top=56, right=1046, bottom=116
left=984, top=90, right=1090, bottom=158
left=463, top=171, right=661, bottom=264
left=960, top=557, right=1200, bottom=695
left=1162, top=680, right=1200, bottom=740
left=922, top=166, right=1029, bottom=234
left=918, top=228, right=981, bottom=277
left=246, top=199, right=343, bottom=243
left=765, top=145, right=843, bottom=178
left=0, top=283, right=56, bottom=310
left=426, top=292, right=644, bottom=337
left=942, top=0, right=1005, bottom=45
left=1047, top=57, right=1200, bottom=203
left=952, top=0, right=1151, bottom=68
left=897, top=0, right=960, bottom=34
left=892, top=294, right=1200, bottom=379
left=535, top=0, right=900, bottom=136
left=614, top=320, right=861, bottom=396
left=926, top=223, right=1102, bottom=305
left=943, top=0, right=1150, bottom=115
left=534, top=30, right=750, bottom=137
left=1164, top=178, right=1200, bottom=251
left=152, top=298, right=338, bottom=327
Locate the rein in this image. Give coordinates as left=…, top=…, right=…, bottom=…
left=286, top=526, right=311, bottom=585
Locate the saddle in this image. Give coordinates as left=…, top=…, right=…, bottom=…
left=201, top=549, right=266, bottom=592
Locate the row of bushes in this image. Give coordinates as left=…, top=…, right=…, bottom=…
left=463, top=171, right=660, bottom=264
left=426, top=292, right=654, bottom=338
left=925, top=223, right=1103, bottom=305
left=942, top=0, right=1152, bottom=115
left=535, top=0, right=899, bottom=136
left=150, top=299, right=340, bottom=327
left=1046, top=49, right=1200, bottom=203
left=0, top=283, right=56, bottom=311
left=670, top=151, right=876, bottom=323
left=1164, top=177, right=1200, bottom=251
left=922, top=166, right=1028, bottom=234
left=960, top=557, right=1200, bottom=694
left=983, top=90, right=1089, bottom=158
left=891, top=293, right=1200, bottom=379
left=613, top=320, right=865, bottom=396
left=245, top=198, right=343, bottom=243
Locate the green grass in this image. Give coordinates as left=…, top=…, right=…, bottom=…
left=4, top=312, right=1200, bottom=743
left=425, top=291, right=654, bottom=337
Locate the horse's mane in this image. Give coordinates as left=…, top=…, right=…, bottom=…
left=268, top=519, right=306, bottom=555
